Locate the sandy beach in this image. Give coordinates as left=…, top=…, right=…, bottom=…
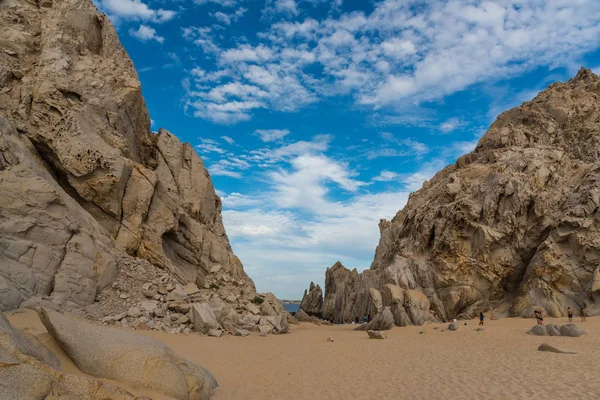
left=6, top=310, right=600, bottom=400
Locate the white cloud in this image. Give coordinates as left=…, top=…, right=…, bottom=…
left=182, top=0, right=600, bottom=125
left=129, top=25, right=164, bottom=43
left=373, top=170, right=398, bottom=182
left=220, top=44, right=274, bottom=64
left=99, top=0, right=176, bottom=23
left=221, top=136, right=235, bottom=144
left=255, top=129, right=290, bottom=142
left=439, top=118, right=467, bottom=134
left=211, top=7, right=247, bottom=25
left=193, top=0, right=239, bottom=7
left=195, top=138, right=226, bottom=154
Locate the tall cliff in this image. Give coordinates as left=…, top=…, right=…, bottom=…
left=0, top=0, right=256, bottom=311
left=322, top=68, right=600, bottom=322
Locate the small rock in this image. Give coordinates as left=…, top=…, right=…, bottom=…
left=208, top=329, right=223, bottom=337
left=176, top=315, right=190, bottom=325
left=157, top=286, right=169, bottom=295
left=367, top=330, right=387, bottom=339
left=245, top=303, right=260, bottom=315
left=327, top=337, right=334, bottom=342
left=114, top=312, right=128, bottom=321
left=476, top=327, right=485, bottom=331
left=182, top=283, right=200, bottom=296
left=168, top=302, right=191, bottom=314
left=233, top=328, right=250, bottom=337
left=165, top=283, right=175, bottom=292
left=448, top=323, right=458, bottom=331
left=225, top=294, right=237, bottom=303
left=127, top=307, right=142, bottom=318
left=419, top=330, right=424, bottom=334
left=119, top=293, right=130, bottom=299
left=12, top=70, right=24, bottom=80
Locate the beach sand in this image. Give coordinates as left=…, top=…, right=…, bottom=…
left=6, top=310, right=600, bottom=399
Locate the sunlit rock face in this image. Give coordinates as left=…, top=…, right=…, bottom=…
left=0, top=0, right=256, bottom=311
left=322, top=69, right=600, bottom=321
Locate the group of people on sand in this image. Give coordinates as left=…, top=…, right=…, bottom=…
left=534, top=307, right=587, bottom=325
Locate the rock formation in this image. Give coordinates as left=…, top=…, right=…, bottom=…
left=0, top=0, right=270, bottom=325
left=300, top=282, right=323, bottom=316
left=1, top=311, right=136, bottom=399
left=39, top=307, right=218, bottom=399
left=312, top=68, right=600, bottom=321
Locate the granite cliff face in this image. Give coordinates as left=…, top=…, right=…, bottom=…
left=321, top=69, right=600, bottom=322
left=0, top=0, right=256, bottom=312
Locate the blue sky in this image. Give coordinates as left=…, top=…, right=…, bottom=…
left=93, top=0, right=600, bottom=299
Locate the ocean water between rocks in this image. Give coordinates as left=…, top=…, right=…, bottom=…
left=283, top=303, right=300, bottom=313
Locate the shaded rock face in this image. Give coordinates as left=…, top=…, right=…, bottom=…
left=0, top=0, right=256, bottom=311
left=322, top=69, right=600, bottom=320
left=300, top=282, right=323, bottom=316
left=39, top=308, right=218, bottom=400
left=322, top=262, right=380, bottom=323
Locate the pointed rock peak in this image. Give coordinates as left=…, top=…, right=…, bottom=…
left=572, top=67, right=597, bottom=82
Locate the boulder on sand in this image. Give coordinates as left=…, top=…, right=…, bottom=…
left=38, top=308, right=218, bottom=400
left=528, top=324, right=585, bottom=337
left=191, top=303, right=221, bottom=334
left=265, top=314, right=289, bottom=334
left=546, top=324, right=562, bottom=336
left=527, top=325, right=547, bottom=336
left=1, top=313, right=134, bottom=400
left=560, top=324, right=586, bottom=337
left=367, top=330, right=387, bottom=339
left=354, top=307, right=394, bottom=331
left=295, top=309, right=312, bottom=322
left=538, top=343, right=576, bottom=354
left=448, top=323, right=458, bottom=331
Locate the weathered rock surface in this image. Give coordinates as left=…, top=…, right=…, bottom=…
left=0, top=0, right=259, bottom=314
left=315, top=68, right=600, bottom=321
left=39, top=308, right=218, bottom=400
left=367, top=330, right=387, bottom=339
left=322, top=262, right=380, bottom=323
left=0, top=312, right=135, bottom=400
left=0, top=311, right=59, bottom=369
left=538, top=343, right=576, bottom=354
left=300, top=282, right=323, bottom=316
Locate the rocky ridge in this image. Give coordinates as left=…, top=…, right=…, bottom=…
left=0, top=0, right=290, bottom=334
left=309, top=68, right=600, bottom=323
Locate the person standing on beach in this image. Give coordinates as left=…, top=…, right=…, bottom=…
left=363, top=315, right=367, bottom=324
left=567, top=307, right=573, bottom=322
left=479, top=312, right=484, bottom=326
left=535, top=310, right=544, bottom=325
left=580, top=307, right=587, bottom=322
